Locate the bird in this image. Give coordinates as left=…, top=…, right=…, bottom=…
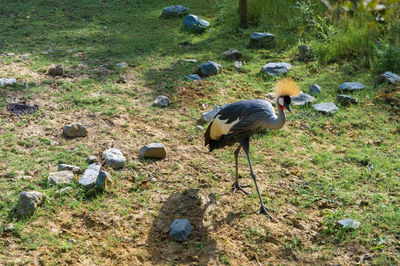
left=204, top=78, right=300, bottom=219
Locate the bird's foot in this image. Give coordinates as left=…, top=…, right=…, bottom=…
left=258, top=204, right=274, bottom=219
left=231, top=181, right=250, bottom=195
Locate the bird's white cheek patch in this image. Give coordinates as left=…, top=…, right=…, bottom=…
left=210, top=116, right=241, bottom=140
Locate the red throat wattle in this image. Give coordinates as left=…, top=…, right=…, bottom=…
left=280, top=105, right=285, bottom=110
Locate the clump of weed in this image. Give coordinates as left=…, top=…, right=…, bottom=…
left=320, top=209, right=359, bottom=243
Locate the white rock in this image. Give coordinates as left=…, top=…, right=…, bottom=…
left=79, top=163, right=101, bottom=186
left=48, top=171, right=74, bottom=185
left=58, top=164, right=81, bottom=173
left=104, top=148, right=126, bottom=169
left=0, top=78, right=17, bottom=87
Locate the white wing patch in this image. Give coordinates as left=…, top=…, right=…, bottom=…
left=210, top=115, right=241, bottom=140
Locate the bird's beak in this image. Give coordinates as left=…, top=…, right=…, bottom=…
left=285, top=104, right=292, bottom=114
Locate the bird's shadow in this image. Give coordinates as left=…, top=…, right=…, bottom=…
left=146, top=189, right=218, bottom=264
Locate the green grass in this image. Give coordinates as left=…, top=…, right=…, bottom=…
left=0, top=0, right=400, bottom=265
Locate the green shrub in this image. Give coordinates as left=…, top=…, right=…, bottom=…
left=311, top=15, right=377, bottom=63
left=373, top=41, right=400, bottom=73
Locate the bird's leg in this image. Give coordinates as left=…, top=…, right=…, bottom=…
left=241, top=138, right=273, bottom=219
left=232, top=144, right=250, bottom=195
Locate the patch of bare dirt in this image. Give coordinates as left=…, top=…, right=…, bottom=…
left=376, top=84, right=400, bottom=112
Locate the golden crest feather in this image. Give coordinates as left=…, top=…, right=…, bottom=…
left=274, top=78, right=300, bottom=97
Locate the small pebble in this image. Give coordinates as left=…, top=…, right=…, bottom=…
left=154, top=95, right=171, bottom=107
left=86, top=156, right=98, bottom=164
left=4, top=223, right=14, bottom=232
left=116, top=62, right=128, bottom=68
left=337, top=218, right=360, bottom=229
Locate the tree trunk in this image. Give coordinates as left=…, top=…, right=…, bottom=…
left=239, top=0, right=248, bottom=28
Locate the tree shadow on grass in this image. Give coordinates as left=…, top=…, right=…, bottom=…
left=146, top=189, right=217, bottom=265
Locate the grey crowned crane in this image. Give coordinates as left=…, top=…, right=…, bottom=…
left=204, top=78, right=300, bottom=219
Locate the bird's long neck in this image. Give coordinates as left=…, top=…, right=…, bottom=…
left=271, top=97, right=286, bottom=129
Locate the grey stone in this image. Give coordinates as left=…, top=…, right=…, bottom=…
left=337, top=95, right=357, bottom=106
left=63, top=123, right=88, bottom=138
left=86, top=156, right=98, bottom=164
left=22, top=81, right=29, bottom=88
left=261, top=62, right=291, bottom=76
left=41, top=51, right=49, bottom=55
left=362, top=254, right=372, bottom=262
left=298, top=45, right=312, bottom=61
left=20, top=55, right=28, bottom=60
left=104, top=148, right=126, bottom=169
left=375, top=71, right=400, bottom=84
left=291, top=93, right=315, bottom=106
left=185, top=59, right=198, bottom=63
left=4, top=223, right=14, bottom=233
left=58, top=164, right=81, bottom=174
left=338, top=82, right=365, bottom=91
left=309, top=84, right=321, bottom=95
left=201, top=104, right=228, bottom=123
left=16, top=191, right=44, bottom=217
left=79, top=163, right=101, bottom=186
left=313, top=103, right=338, bottom=114
left=48, top=65, right=64, bottom=77
left=222, top=48, right=242, bottom=61
left=0, top=78, right=16, bottom=87
left=337, top=218, right=360, bottom=229
left=96, top=170, right=113, bottom=189
left=55, top=186, right=73, bottom=195
left=169, top=219, right=191, bottom=242
left=162, top=5, right=189, bottom=18
left=48, top=171, right=74, bottom=185
left=183, top=14, right=210, bottom=33
left=115, top=62, right=128, bottom=68
left=66, top=49, right=74, bottom=53
left=196, top=125, right=204, bottom=131
left=185, top=74, right=201, bottom=81
left=139, top=143, right=167, bottom=159
left=249, top=32, right=275, bottom=48
left=150, top=177, right=157, bottom=183
left=199, top=61, right=222, bottom=77
left=154, top=95, right=171, bottom=107
left=233, top=61, right=242, bottom=70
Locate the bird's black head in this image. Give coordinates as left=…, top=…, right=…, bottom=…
left=278, top=95, right=293, bottom=114
left=283, top=95, right=291, bottom=105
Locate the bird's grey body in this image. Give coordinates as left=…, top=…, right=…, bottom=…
left=205, top=99, right=286, bottom=151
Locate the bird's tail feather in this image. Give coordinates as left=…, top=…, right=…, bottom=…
left=204, top=121, right=212, bottom=147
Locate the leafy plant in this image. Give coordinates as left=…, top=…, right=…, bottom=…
left=373, top=39, right=400, bottom=73
left=372, top=235, right=387, bottom=250
left=59, top=240, right=73, bottom=251
left=291, top=1, right=316, bottom=38
left=313, top=15, right=337, bottom=41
